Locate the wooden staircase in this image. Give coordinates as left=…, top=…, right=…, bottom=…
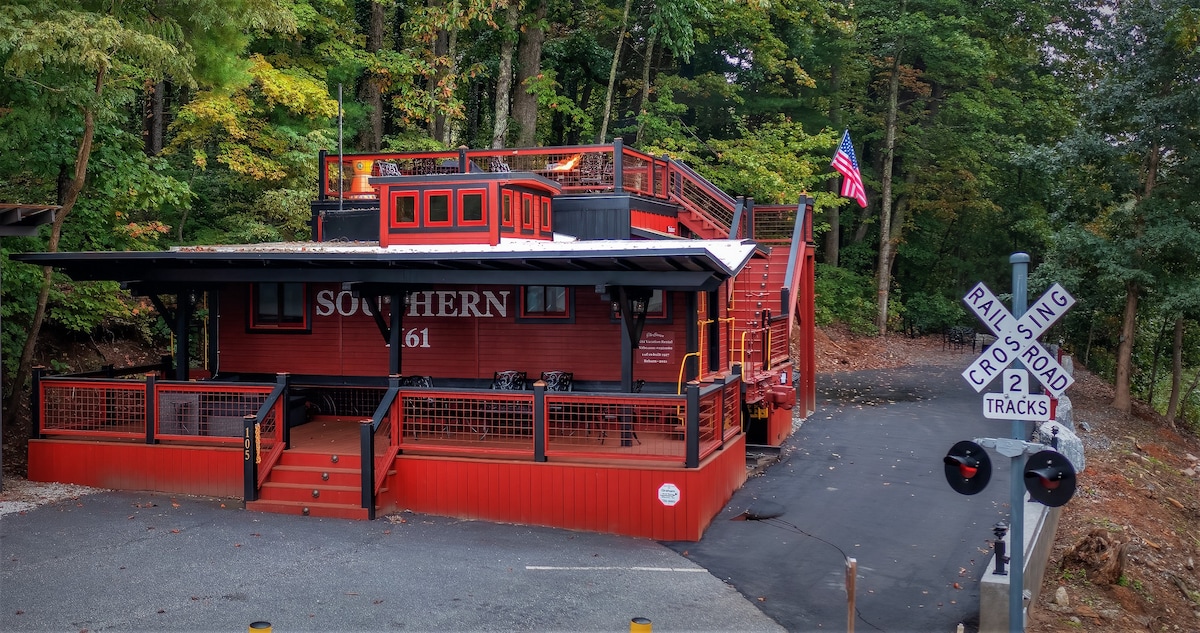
left=245, top=449, right=387, bottom=520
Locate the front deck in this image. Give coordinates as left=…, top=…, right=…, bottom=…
left=29, top=372, right=748, bottom=540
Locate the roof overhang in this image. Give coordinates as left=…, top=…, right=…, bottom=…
left=0, top=204, right=57, bottom=236
left=13, top=239, right=759, bottom=294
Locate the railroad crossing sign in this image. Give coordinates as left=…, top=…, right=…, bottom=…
left=962, top=282, right=1075, bottom=398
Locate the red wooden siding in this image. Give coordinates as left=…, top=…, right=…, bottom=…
left=28, top=440, right=242, bottom=497
left=631, top=209, right=677, bottom=235
left=380, top=434, right=747, bottom=541
left=219, top=284, right=693, bottom=384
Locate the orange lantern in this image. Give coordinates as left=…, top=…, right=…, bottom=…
left=348, top=159, right=376, bottom=198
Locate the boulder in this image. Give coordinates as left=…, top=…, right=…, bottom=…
left=1036, top=413, right=1086, bottom=474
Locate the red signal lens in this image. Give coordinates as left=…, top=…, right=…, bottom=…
left=958, top=464, right=978, bottom=479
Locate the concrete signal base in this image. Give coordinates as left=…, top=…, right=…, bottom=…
left=979, top=498, right=1062, bottom=632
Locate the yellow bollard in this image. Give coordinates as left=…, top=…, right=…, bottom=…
left=630, top=616, right=652, bottom=632
left=249, top=622, right=272, bottom=633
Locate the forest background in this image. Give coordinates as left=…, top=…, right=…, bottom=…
left=1, top=0, right=1199, bottom=441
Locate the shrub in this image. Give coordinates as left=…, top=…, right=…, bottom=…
left=814, top=264, right=877, bottom=334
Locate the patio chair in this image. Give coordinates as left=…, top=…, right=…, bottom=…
left=540, top=370, right=573, bottom=392
left=578, top=152, right=613, bottom=190
left=399, top=375, right=439, bottom=438
left=489, top=156, right=512, bottom=173
left=376, top=161, right=403, bottom=177
left=491, top=370, right=527, bottom=390
left=488, top=370, right=529, bottom=438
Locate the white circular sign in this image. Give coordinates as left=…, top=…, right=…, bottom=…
left=658, top=483, right=681, bottom=506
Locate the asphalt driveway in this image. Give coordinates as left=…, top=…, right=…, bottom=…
left=667, top=362, right=1020, bottom=632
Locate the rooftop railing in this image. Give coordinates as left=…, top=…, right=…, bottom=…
left=317, top=140, right=740, bottom=239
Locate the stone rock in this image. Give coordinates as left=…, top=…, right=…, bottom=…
left=1186, top=453, right=1197, bottom=462
left=1054, top=585, right=1069, bottom=607
left=1056, top=394, right=1075, bottom=429
left=1036, top=416, right=1086, bottom=474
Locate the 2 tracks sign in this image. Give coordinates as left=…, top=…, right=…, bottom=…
left=962, top=281, right=1075, bottom=420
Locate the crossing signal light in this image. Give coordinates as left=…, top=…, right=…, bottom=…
left=944, top=440, right=992, bottom=495
left=1024, top=450, right=1076, bottom=507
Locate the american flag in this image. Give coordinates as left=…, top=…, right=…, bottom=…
left=831, top=130, right=867, bottom=208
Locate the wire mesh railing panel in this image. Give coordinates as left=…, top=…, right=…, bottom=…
left=653, top=159, right=669, bottom=198
left=697, top=389, right=723, bottom=460
left=752, top=207, right=800, bottom=244
left=723, top=380, right=742, bottom=441
left=621, top=151, right=655, bottom=197
left=770, top=320, right=790, bottom=365
left=306, top=387, right=387, bottom=418
left=672, top=171, right=735, bottom=232
left=399, top=391, right=535, bottom=452
left=545, top=394, right=686, bottom=461
left=156, top=385, right=271, bottom=442
left=41, top=379, right=146, bottom=437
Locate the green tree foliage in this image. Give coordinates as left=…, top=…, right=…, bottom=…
left=1, top=0, right=1199, bottom=431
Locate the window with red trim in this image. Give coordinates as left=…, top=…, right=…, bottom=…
left=459, top=189, right=486, bottom=225
left=392, top=192, right=418, bottom=227
left=250, top=283, right=309, bottom=331
left=426, top=190, right=451, bottom=226
left=521, top=193, right=533, bottom=229
left=521, top=285, right=568, bottom=316
left=501, top=190, right=514, bottom=227
left=540, top=198, right=551, bottom=232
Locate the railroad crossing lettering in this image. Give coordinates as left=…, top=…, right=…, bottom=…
left=961, top=282, right=1075, bottom=398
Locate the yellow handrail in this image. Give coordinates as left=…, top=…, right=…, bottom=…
left=676, top=351, right=701, bottom=395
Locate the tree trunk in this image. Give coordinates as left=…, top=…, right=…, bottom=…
left=4, top=69, right=103, bottom=429
left=440, top=0, right=460, bottom=146
left=1147, top=316, right=1167, bottom=404
left=597, top=0, right=633, bottom=143
left=426, top=0, right=449, bottom=140
left=1112, top=143, right=1159, bottom=413
left=358, top=0, right=385, bottom=151
left=1165, top=316, right=1184, bottom=425
left=634, top=28, right=656, bottom=145
left=874, top=51, right=902, bottom=335
left=1111, top=281, right=1139, bottom=413
left=512, top=0, right=546, bottom=146
left=823, top=61, right=842, bottom=266
left=491, top=0, right=520, bottom=148
left=143, top=79, right=164, bottom=156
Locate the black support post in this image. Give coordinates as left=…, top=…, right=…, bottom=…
left=243, top=415, right=258, bottom=503
left=685, top=292, right=699, bottom=382
left=174, top=293, right=190, bottom=381
left=533, top=381, right=547, bottom=462
left=685, top=382, right=700, bottom=468
left=390, top=291, right=403, bottom=376
left=613, top=138, right=624, bottom=190
left=360, top=420, right=375, bottom=520
left=145, top=375, right=157, bottom=444
left=707, top=290, right=720, bottom=372
left=29, top=367, right=44, bottom=440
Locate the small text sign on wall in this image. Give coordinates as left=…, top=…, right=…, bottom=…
left=658, top=483, right=681, bottom=506
left=638, top=331, right=675, bottom=365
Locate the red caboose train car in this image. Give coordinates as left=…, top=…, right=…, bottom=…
left=18, top=141, right=816, bottom=541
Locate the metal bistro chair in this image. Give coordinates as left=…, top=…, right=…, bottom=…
left=488, top=370, right=529, bottom=438
left=540, top=371, right=575, bottom=436
left=399, top=375, right=437, bottom=439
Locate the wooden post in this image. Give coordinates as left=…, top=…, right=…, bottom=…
left=846, top=557, right=857, bottom=633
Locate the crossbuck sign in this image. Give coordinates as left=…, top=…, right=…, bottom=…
left=962, top=282, right=1075, bottom=402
